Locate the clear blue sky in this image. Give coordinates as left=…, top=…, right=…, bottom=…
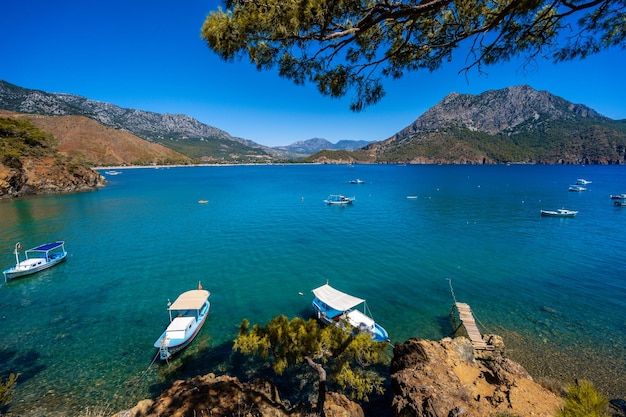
left=2, top=0, right=625, bottom=147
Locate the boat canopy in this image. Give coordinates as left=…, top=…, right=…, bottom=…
left=27, top=241, right=65, bottom=252
left=312, top=284, right=365, bottom=311
left=169, top=289, right=210, bottom=311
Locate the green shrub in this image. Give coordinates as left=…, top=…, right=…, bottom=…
left=556, top=379, right=609, bottom=417
left=0, top=373, right=18, bottom=406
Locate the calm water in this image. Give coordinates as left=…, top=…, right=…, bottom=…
left=1, top=164, right=625, bottom=415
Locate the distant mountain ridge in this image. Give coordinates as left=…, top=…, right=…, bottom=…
left=308, top=85, right=626, bottom=164
left=0, top=80, right=368, bottom=162
left=3, top=81, right=625, bottom=165
left=0, top=80, right=275, bottom=163
left=275, top=137, right=372, bottom=156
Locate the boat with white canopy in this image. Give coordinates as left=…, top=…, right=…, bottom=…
left=312, top=282, right=389, bottom=342
left=3, top=241, right=67, bottom=282
left=154, top=283, right=211, bottom=361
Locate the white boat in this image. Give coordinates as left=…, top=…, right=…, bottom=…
left=3, top=241, right=67, bottom=282
left=104, top=170, right=122, bottom=175
left=324, top=194, right=355, bottom=205
left=349, top=179, right=365, bottom=184
left=540, top=209, right=578, bottom=217
left=610, top=194, right=626, bottom=200
left=311, top=283, right=389, bottom=342
left=154, top=283, right=211, bottom=361
left=576, top=178, right=592, bottom=185
left=568, top=184, right=586, bottom=192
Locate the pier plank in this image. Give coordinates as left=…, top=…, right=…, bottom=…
left=454, top=302, right=494, bottom=350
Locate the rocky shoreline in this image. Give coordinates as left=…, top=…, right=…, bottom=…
left=0, top=157, right=105, bottom=199
left=114, top=334, right=626, bottom=417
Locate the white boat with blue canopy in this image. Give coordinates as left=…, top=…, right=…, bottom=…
left=3, top=241, right=67, bottom=282
left=312, top=283, right=389, bottom=342
left=154, top=283, right=211, bottom=361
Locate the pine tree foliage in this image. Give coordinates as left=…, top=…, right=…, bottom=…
left=0, top=373, right=18, bottom=406
left=201, top=0, right=625, bottom=111
left=233, top=315, right=388, bottom=401
left=556, top=379, right=609, bottom=417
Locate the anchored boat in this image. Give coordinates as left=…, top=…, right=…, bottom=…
left=154, top=283, right=211, bottom=361
left=312, top=282, right=389, bottom=342
left=3, top=241, right=67, bottom=282
left=323, top=194, right=355, bottom=205
left=540, top=208, right=578, bottom=217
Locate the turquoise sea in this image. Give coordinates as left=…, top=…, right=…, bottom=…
left=1, top=164, right=625, bottom=416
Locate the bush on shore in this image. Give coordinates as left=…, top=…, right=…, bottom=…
left=556, top=379, right=609, bottom=417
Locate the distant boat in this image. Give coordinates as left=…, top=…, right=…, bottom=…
left=3, top=241, right=67, bottom=282
left=312, top=282, right=389, bottom=342
left=614, top=201, right=626, bottom=207
left=568, top=184, right=586, bottom=192
left=198, top=200, right=209, bottom=204
left=349, top=179, right=365, bottom=184
left=154, top=283, right=211, bottom=361
left=610, top=194, right=626, bottom=200
left=576, top=179, right=592, bottom=185
left=324, top=194, right=355, bottom=205
left=104, top=170, right=122, bottom=175
left=540, top=209, right=578, bottom=217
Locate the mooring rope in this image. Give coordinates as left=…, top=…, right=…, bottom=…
left=472, top=310, right=493, bottom=335
left=446, top=278, right=458, bottom=305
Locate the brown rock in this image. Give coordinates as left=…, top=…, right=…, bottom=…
left=390, top=336, right=562, bottom=417
left=120, top=373, right=363, bottom=417
left=0, top=156, right=105, bottom=198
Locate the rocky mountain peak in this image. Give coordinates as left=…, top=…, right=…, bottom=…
left=397, top=84, right=607, bottom=139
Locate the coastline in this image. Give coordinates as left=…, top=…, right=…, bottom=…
left=2, top=164, right=625, bottom=416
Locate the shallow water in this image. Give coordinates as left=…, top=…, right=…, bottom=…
left=0, top=164, right=625, bottom=415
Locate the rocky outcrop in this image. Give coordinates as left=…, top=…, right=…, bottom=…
left=117, top=373, right=363, bottom=417
left=117, top=336, right=567, bottom=417
left=390, top=336, right=562, bottom=417
left=0, top=156, right=105, bottom=199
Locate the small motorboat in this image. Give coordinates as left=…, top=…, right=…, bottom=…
left=324, top=194, right=355, bottom=205
left=610, top=194, right=626, bottom=200
left=568, top=184, right=586, bottom=192
left=349, top=179, right=365, bottom=184
left=576, top=179, right=592, bottom=185
left=3, top=241, right=67, bottom=282
left=154, top=283, right=211, bottom=361
left=540, top=209, right=578, bottom=217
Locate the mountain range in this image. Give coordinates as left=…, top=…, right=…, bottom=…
left=0, top=80, right=366, bottom=163
left=2, top=80, right=626, bottom=165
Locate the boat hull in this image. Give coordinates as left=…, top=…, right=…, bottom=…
left=540, top=209, right=577, bottom=218
left=154, top=300, right=210, bottom=361
left=3, top=253, right=66, bottom=281
left=324, top=194, right=355, bottom=205
left=312, top=298, right=389, bottom=343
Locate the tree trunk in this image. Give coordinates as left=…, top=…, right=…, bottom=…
left=305, top=356, right=326, bottom=417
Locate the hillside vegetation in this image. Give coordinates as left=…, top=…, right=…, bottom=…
left=0, top=116, right=104, bottom=198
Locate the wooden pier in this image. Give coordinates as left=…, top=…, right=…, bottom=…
left=452, top=302, right=494, bottom=351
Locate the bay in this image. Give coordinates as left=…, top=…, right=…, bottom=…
left=1, top=164, right=625, bottom=416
